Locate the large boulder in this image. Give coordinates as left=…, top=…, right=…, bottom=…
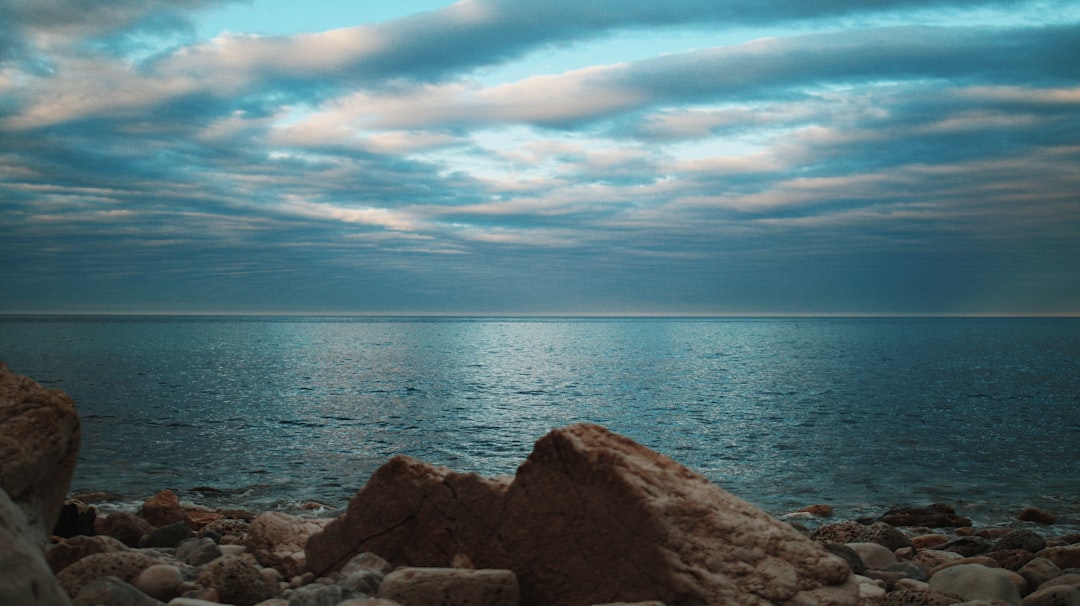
left=307, top=423, right=858, bottom=606
left=0, top=487, right=73, bottom=605
left=244, top=512, right=332, bottom=577
left=0, top=363, right=81, bottom=544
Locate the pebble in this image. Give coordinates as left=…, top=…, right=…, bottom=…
left=133, top=563, right=185, bottom=601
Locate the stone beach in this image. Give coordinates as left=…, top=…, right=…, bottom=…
left=3, top=363, right=1080, bottom=606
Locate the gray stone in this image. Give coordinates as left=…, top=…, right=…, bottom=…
left=929, top=563, right=1021, bottom=605
left=175, top=537, right=223, bottom=566
left=286, top=583, right=362, bottom=606
left=139, top=521, right=193, bottom=548
left=0, top=486, right=72, bottom=606
left=847, top=542, right=897, bottom=570
left=936, top=536, right=994, bottom=557
left=133, top=564, right=184, bottom=601
left=997, top=530, right=1048, bottom=553
left=196, top=554, right=277, bottom=606
left=857, top=522, right=912, bottom=552
left=340, top=552, right=393, bottom=577
left=1022, top=585, right=1080, bottom=606
left=72, top=576, right=163, bottom=606
left=377, top=567, right=519, bottom=606
left=339, top=568, right=383, bottom=594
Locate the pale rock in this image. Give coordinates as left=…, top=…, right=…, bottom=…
left=340, top=552, right=394, bottom=577
left=0, top=486, right=73, bottom=606
left=73, top=576, right=163, bottom=606
left=932, top=557, right=1004, bottom=575
left=167, top=599, right=229, bottom=606
left=0, top=363, right=81, bottom=544
left=1021, top=585, right=1080, bottom=606
left=286, top=582, right=363, bottom=606
left=220, top=543, right=249, bottom=556
left=343, top=600, right=403, bottom=606
left=308, top=423, right=858, bottom=606
left=48, top=534, right=129, bottom=574
left=339, top=568, right=383, bottom=594
left=244, top=511, right=330, bottom=578
left=914, top=549, right=965, bottom=571
left=929, top=563, right=1022, bottom=606
left=377, top=567, right=518, bottom=606
left=813, top=521, right=870, bottom=544
left=252, top=600, right=290, bottom=606
left=849, top=542, right=899, bottom=570
left=893, top=578, right=930, bottom=591
left=856, top=574, right=887, bottom=605
left=57, top=550, right=163, bottom=598
left=196, top=554, right=277, bottom=606
left=134, top=564, right=185, bottom=601
left=1019, top=558, right=1062, bottom=591
left=912, top=534, right=951, bottom=550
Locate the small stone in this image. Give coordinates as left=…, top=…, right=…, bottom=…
left=978, top=527, right=1015, bottom=540
left=847, top=542, right=898, bottom=570
left=857, top=522, right=912, bottom=552
left=811, top=521, right=866, bottom=544
left=340, top=552, right=394, bottom=577
left=200, top=518, right=250, bottom=544
left=912, top=534, right=950, bottom=549
left=913, top=549, right=964, bottom=570
left=887, top=561, right=931, bottom=582
left=1018, top=507, right=1058, bottom=525
left=929, top=563, right=1021, bottom=606
left=877, top=504, right=972, bottom=528
left=989, top=549, right=1038, bottom=571
left=796, top=504, right=834, bottom=517
left=286, top=583, right=362, bottom=606
left=930, top=556, right=1002, bottom=575
left=176, top=537, right=222, bottom=566
left=377, top=567, right=519, bottom=606
left=936, top=536, right=994, bottom=557
left=140, top=489, right=185, bottom=528
left=133, top=563, right=184, bottom=601
left=340, top=569, right=383, bottom=595
left=894, top=578, right=930, bottom=591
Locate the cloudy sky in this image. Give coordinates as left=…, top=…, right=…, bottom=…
left=2, top=0, right=1078, bottom=315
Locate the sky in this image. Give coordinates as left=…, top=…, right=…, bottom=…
left=1, top=0, right=1079, bottom=315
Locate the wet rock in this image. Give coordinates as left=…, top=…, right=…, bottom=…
left=877, top=504, right=972, bottom=529
left=0, top=363, right=81, bottom=544
left=175, top=537, right=222, bottom=566
left=928, top=563, right=1021, bottom=605
left=139, top=490, right=185, bottom=528
left=1018, top=507, right=1058, bottom=525
left=998, top=530, right=1049, bottom=554
left=48, top=534, right=129, bottom=574
left=377, top=567, right=518, bottom=606
left=308, top=423, right=858, bottom=606
left=857, top=521, right=912, bottom=552
left=936, top=536, right=994, bottom=557
left=196, top=554, right=277, bottom=606
left=97, top=511, right=154, bottom=548
left=0, top=486, right=73, bottom=606
left=797, top=504, right=835, bottom=517
left=244, top=511, right=330, bottom=578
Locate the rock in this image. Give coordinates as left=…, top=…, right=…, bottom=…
left=881, top=588, right=967, bottom=605
left=877, top=504, right=972, bottom=528
left=183, top=510, right=223, bottom=529
left=1037, top=546, right=1080, bottom=570
left=998, top=530, right=1049, bottom=554
left=936, top=536, right=994, bottom=557
left=340, top=552, right=393, bottom=577
left=139, top=520, right=193, bottom=548
left=1018, top=507, right=1058, bottom=525
left=56, top=550, right=162, bottom=598
left=308, top=423, right=858, bottom=606
left=133, top=564, right=184, bottom=601
left=912, top=534, right=950, bottom=549
left=0, top=486, right=73, bottom=605
left=244, top=512, right=330, bottom=578
left=48, top=534, right=129, bottom=574
left=797, top=504, right=835, bottom=517
left=989, top=549, right=1038, bottom=571
left=200, top=518, right=250, bottom=544
left=887, top=561, right=931, bottom=583
left=340, top=568, right=383, bottom=595
left=813, top=521, right=869, bottom=544
left=71, top=576, right=163, bottom=606
left=53, top=499, right=97, bottom=538
left=1041, top=574, right=1080, bottom=591
left=1019, top=558, right=1063, bottom=591
left=377, top=567, right=518, bottom=606
left=847, top=542, right=898, bottom=570
left=175, top=537, right=223, bottom=566
left=825, top=542, right=867, bottom=575
left=286, top=583, right=363, bottom=606
left=913, top=549, right=964, bottom=570
left=97, top=511, right=154, bottom=547
left=929, top=563, right=1022, bottom=605
left=196, top=554, right=277, bottom=606
left=0, top=363, right=81, bottom=544
left=139, top=490, right=185, bottom=528
left=857, top=522, right=913, bottom=552
left=1022, top=585, right=1080, bottom=606
left=930, top=556, right=1002, bottom=574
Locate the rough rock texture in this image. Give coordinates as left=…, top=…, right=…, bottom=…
left=139, top=489, right=185, bottom=528
left=1022, top=585, right=1080, bottom=606
left=0, top=486, right=73, bottom=606
left=0, top=362, right=81, bottom=544
left=307, top=423, right=858, bottom=606
left=56, top=550, right=163, bottom=598
left=812, top=521, right=868, bottom=544
left=928, top=563, right=1021, bottom=605
left=97, top=511, right=155, bottom=547
left=196, top=555, right=277, bottom=606
left=47, top=534, right=130, bottom=574
left=377, top=567, right=518, bottom=606
left=1037, top=545, right=1080, bottom=570
left=72, top=576, right=164, bottom=606
left=245, top=511, right=331, bottom=577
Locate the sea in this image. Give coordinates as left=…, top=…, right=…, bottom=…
left=2, top=315, right=1078, bottom=530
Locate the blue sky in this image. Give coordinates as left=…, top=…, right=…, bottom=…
left=2, top=0, right=1078, bottom=314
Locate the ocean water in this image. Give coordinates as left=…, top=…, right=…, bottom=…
left=2, top=316, right=1078, bottom=529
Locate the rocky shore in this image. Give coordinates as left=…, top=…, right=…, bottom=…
left=3, top=363, right=1079, bottom=606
